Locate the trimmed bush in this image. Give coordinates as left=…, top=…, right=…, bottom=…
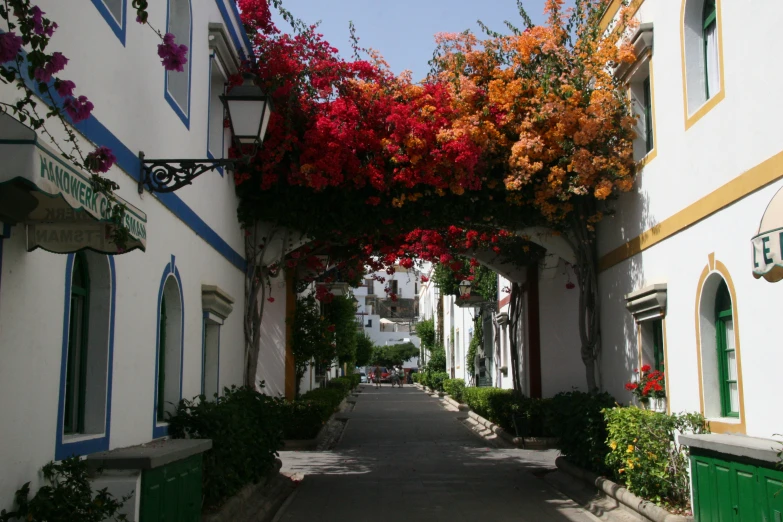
left=348, top=373, right=361, bottom=388
left=604, top=407, right=708, bottom=507
left=411, top=372, right=420, bottom=383
left=327, top=376, right=354, bottom=395
left=548, top=390, right=616, bottom=474
left=301, top=386, right=346, bottom=415
left=428, top=371, right=449, bottom=392
left=442, top=378, right=466, bottom=403
left=280, top=400, right=325, bottom=440
left=168, top=386, right=283, bottom=509
left=462, top=387, right=519, bottom=432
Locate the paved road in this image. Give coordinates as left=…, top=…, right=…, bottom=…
left=275, top=384, right=598, bottom=522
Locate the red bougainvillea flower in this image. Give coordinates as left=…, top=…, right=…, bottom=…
left=640, top=365, right=651, bottom=373
left=63, top=95, right=93, bottom=123
left=85, top=146, right=116, bottom=173
left=267, top=297, right=275, bottom=303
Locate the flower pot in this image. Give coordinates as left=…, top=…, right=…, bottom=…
left=640, top=397, right=667, bottom=412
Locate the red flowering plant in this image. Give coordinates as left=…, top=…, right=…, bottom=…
left=625, top=365, right=666, bottom=401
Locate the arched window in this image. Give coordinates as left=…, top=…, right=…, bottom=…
left=64, top=253, right=90, bottom=434
left=165, top=0, right=192, bottom=126
left=57, top=253, right=115, bottom=459
left=154, top=264, right=183, bottom=436
left=90, top=0, right=127, bottom=44
left=714, top=281, right=738, bottom=417
left=702, top=0, right=719, bottom=99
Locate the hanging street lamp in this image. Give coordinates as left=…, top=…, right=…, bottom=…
left=138, top=73, right=273, bottom=194
left=458, top=280, right=472, bottom=298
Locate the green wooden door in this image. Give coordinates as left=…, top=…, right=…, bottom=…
left=140, top=455, right=202, bottom=522
left=760, top=468, right=783, bottom=522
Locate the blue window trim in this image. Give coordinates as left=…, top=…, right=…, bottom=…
left=153, top=255, right=185, bottom=439
left=90, top=0, right=127, bottom=46
left=215, top=0, right=253, bottom=61
left=164, top=0, right=194, bottom=128
left=55, top=254, right=116, bottom=461
left=206, top=52, right=225, bottom=176
left=2, top=34, right=247, bottom=272
left=201, top=312, right=221, bottom=396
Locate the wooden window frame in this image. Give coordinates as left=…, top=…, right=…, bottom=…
left=64, top=252, right=90, bottom=434
left=715, top=283, right=738, bottom=418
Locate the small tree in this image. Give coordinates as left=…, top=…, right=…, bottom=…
left=355, top=335, right=374, bottom=367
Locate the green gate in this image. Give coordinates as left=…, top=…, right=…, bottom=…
left=140, top=454, right=203, bottom=522
left=691, top=453, right=783, bottom=521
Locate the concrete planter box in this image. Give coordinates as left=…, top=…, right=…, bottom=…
left=555, top=457, right=692, bottom=522
left=202, top=459, right=296, bottom=522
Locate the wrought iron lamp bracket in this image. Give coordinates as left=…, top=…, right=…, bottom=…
left=138, top=151, right=237, bottom=194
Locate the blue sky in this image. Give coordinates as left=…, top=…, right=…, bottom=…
left=270, top=0, right=555, bottom=82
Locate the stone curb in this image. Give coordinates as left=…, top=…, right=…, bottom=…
left=555, top=457, right=693, bottom=522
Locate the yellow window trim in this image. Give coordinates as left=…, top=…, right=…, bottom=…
left=693, top=256, right=746, bottom=434
left=680, top=0, right=726, bottom=130
left=600, top=0, right=645, bottom=38
left=598, top=146, right=783, bottom=272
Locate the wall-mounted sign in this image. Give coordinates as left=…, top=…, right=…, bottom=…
left=0, top=137, right=147, bottom=255
left=752, top=186, right=783, bottom=283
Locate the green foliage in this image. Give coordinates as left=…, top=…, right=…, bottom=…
left=432, top=260, right=497, bottom=301
left=425, top=345, right=447, bottom=372
left=280, top=400, right=325, bottom=440
left=466, top=317, right=482, bottom=376
left=428, top=371, right=449, bottom=391
left=300, top=387, right=346, bottom=414
left=0, top=457, right=128, bottom=522
left=292, top=295, right=332, bottom=386
left=355, top=335, right=375, bottom=367
left=548, top=390, right=617, bottom=474
left=442, top=378, right=466, bottom=402
left=347, top=372, right=362, bottom=388
left=416, top=317, right=436, bottom=351
left=167, top=385, right=283, bottom=509
left=327, top=376, right=355, bottom=395
left=371, top=342, right=419, bottom=367
left=411, top=372, right=420, bottom=383
left=462, top=387, right=519, bottom=432
left=604, top=408, right=709, bottom=508
left=325, top=295, right=358, bottom=365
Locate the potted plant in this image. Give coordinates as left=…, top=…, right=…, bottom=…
left=625, top=365, right=666, bottom=412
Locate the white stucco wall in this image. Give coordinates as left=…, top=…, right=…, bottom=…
left=0, top=0, right=252, bottom=512
left=597, top=0, right=783, bottom=439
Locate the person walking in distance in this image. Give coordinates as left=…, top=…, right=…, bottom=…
left=374, top=364, right=382, bottom=388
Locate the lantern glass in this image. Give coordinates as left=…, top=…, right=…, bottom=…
left=458, top=280, right=471, bottom=297
left=221, top=75, right=272, bottom=146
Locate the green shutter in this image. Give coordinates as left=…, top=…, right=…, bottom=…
left=715, top=282, right=738, bottom=418
left=652, top=319, right=665, bottom=373
left=65, top=253, right=90, bottom=435
left=702, top=0, right=717, bottom=99
left=760, top=468, right=783, bottom=522
left=157, top=295, right=167, bottom=423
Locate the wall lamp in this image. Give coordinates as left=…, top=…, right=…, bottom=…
left=138, top=73, right=272, bottom=194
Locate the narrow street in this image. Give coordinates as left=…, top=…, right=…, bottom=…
left=275, top=385, right=599, bottom=522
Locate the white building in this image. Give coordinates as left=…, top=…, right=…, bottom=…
left=595, top=1, right=783, bottom=518
left=0, top=1, right=261, bottom=518
left=354, top=265, right=423, bottom=367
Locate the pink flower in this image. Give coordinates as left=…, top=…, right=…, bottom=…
left=0, top=32, right=23, bottom=63
left=30, top=6, right=44, bottom=34
left=267, top=297, right=275, bottom=303
left=85, top=146, right=116, bottom=173
left=55, top=79, right=75, bottom=97
left=157, top=33, right=188, bottom=72
left=34, top=52, right=69, bottom=83
left=63, top=95, right=93, bottom=123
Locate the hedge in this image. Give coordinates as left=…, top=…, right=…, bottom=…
left=461, top=387, right=519, bottom=432
left=442, top=378, right=465, bottom=403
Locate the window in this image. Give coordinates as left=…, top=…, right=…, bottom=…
left=91, top=0, right=126, bottom=44
left=154, top=262, right=183, bottom=436
left=367, top=278, right=375, bottom=295
left=629, top=61, right=654, bottom=161
left=702, top=0, right=718, bottom=99
left=202, top=318, right=220, bottom=399
left=165, top=0, right=192, bottom=126
left=652, top=319, right=665, bottom=373
left=56, top=253, right=115, bottom=460
left=207, top=53, right=229, bottom=162
left=715, top=281, right=738, bottom=417
left=697, top=269, right=743, bottom=424
left=389, top=280, right=399, bottom=295
left=682, top=0, right=723, bottom=120
left=64, top=253, right=90, bottom=434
